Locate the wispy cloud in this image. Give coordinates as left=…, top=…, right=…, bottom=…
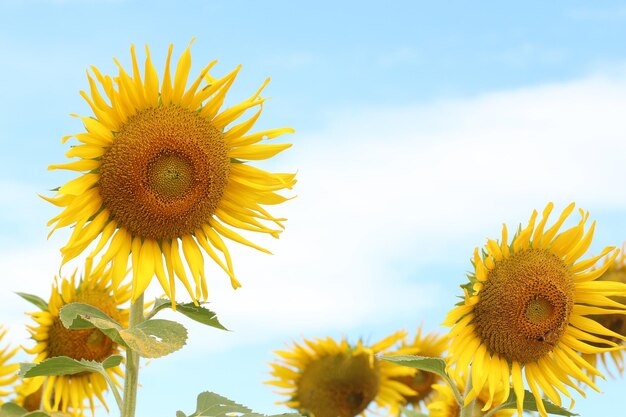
left=567, top=5, right=626, bottom=22
left=191, top=71, right=626, bottom=351
left=499, top=43, right=567, bottom=68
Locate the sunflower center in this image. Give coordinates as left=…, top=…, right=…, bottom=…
left=148, top=153, right=195, bottom=200
left=99, top=105, right=230, bottom=240
left=46, top=290, right=121, bottom=362
left=474, top=249, right=574, bottom=364
left=525, top=296, right=554, bottom=324
left=297, top=352, right=380, bottom=417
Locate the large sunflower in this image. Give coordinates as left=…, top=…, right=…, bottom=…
left=386, top=327, right=448, bottom=413
left=24, top=267, right=131, bottom=415
left=46, top=41, right=295, bottom=303
left=0, top=327, right=19, bottom=403
left=582, top=245, right=626, bottom=381
left=443, top=203, right=626, bottom=417
left=267, top=332, right=415, bottom=417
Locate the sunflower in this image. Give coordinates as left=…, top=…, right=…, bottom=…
left=0, top=327, right=19, bottom=403
left=581, top=245, right=626, bottom=380
left=267, top=332, right=415, bottom=417
left=24, top=267, right=131, bottom=415
left=386, top=327, right=448, bottom=413
left=427, top=373, right=513, bottom=417
left=45, top=41, right=296, bottom=303
left=443, top=203, right=626, bottom=417
left=13, top=376, right=46, bottom=412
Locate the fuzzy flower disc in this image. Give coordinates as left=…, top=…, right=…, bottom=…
left=267, top=332, right=414, bottom=417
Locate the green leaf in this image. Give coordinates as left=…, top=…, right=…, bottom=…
left=23, top=413, right=51, bottom=417
left=382, top=355, right=462, bottom=406
left=119, top=319, right=187, bottom=358
left=180, top=392, right=304, bottom=417
left=59, top=303, right=117, bottom=329
left=15, top=292, right=48, bottom=311
left=59, top=303, right=128, bottom=348
left=0, top=403, right=28, bottom=417
left=383, top=354, right=446, bottom=374
left=150, top=299, right=228, bottom=330
left=486, top=389, right=578, bottom=417
left=19, top=354, right=123, bottom=378
left=102, top=354, right=123, bottom=369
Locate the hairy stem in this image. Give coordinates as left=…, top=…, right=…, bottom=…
left=121, top=293, right=145, bottom=417
left=460, top=370, right=480, bottom=417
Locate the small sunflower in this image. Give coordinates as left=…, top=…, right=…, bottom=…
left=427, top=374, right=513, bottom=417
left=24, top=267, right=131, bottom=415
left=267, top=332, right=415, bottom=417
left=0, top=327, right=20, bottom=403
left=444, top=203, right=626, bottom=417
left=13, top=376, right=45, bottom=412
left=386, top=327, right=448, bottom=413
left=582, top=246, right=626, bottom=380
left=46, top=41, right=296, bottom=303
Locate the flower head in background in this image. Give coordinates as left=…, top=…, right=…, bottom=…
left=0, top=327, right=19, bottom=404
left=444, top=203, right=626, bottom=417
left=582, top=246, right=626, bottom=380
left=46, top=41, right=295, bottom=303
left=24, top=267, right=130, bottom=415
left=267, top=332, right=414, bottom=417
left=13, top=376, right=46, bottom=412
left=386, top=327, right=448, bottom=413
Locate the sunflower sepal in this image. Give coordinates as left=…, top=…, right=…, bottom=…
left=382, top=355, right=463, bottom=406
left=146, top=298, right=228, bottom=330
left=177, top=391, right=304, bottom=417
left=482, top=390, right=578, bottom=417
left=15, top=292, right=48, bottom=311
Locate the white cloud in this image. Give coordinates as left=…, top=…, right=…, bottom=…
left=3, top=72, right=626, bottom=353
left=187, top=71, right=626, bottom=352
left=499, top=43, right=567, bottom=68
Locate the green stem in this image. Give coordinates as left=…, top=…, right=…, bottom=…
left=460, top=370, right=477, bottom=417
left=102, top=371, right=123, bottom=411
left=121, top=293, right=145, bottom=417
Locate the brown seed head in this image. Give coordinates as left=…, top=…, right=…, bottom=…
left=47, top=288, right=121, bottom=362
left=473, top=249, right=574, bottom=364
left=297, top=351, right=380, bottom=417
left=99, top=105, right=230, bottom=240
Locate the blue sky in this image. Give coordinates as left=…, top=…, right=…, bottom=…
left=1, top=0, right=626, bottom=416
